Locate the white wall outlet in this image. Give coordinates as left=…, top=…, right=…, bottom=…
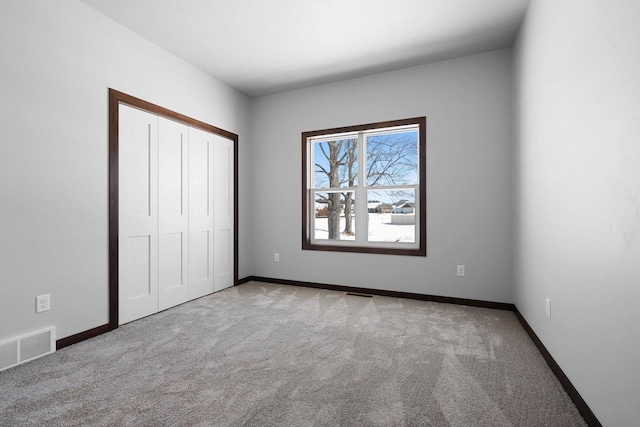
left=456, top=265, right=465, bottom=277
left=545, top=298, right=551, bottom=318
left=36, top=294, right=50, bottom=313
left=274, top=252, right=280, bottom=262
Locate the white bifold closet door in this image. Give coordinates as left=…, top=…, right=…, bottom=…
left=213, top=137, right=233, bottom=291
left=187, top=127, right=215, bottom=300
left=118, top=104, right=233, bottom=325
left=158, top=118, right=190, bottom=311
left=118, top=106, right=159, bottom=324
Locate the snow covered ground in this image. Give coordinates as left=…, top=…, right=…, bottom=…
left=314, top=214, right=415, bottom=242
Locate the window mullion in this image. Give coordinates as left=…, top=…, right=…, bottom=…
left=366, top=184, right=419, bottom=192
left=355, top=132, right=367, bottom=244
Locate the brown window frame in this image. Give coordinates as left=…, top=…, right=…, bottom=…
left=302, top=116, right=426, bottom=256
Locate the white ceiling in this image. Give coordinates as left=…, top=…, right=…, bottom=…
left=80, top=0, right=530, bottom=97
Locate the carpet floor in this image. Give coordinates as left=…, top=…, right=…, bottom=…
left=0, top=281, right=586, bottom=426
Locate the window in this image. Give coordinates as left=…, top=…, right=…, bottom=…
left=302, top=117, right=426, bottom=256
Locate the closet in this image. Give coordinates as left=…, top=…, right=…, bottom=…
left=118, top=104, right=233, bottom=325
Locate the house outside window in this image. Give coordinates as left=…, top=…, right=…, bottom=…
left=302, top=117, right=426, bottom=256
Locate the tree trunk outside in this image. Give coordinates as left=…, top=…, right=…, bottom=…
left=328, top=142, right=341, bottom=240
left=327, top=193, right=341, bottom=240
left=342, top=140, right=356, bottom=236
left=343, top=193, right=354, bottom=236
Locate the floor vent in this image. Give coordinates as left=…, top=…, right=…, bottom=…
left=345, top=292, right=374, bottom=298
left=0, top=326, right=56, bottom=372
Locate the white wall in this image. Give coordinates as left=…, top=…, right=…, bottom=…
left=0, top=0, right=252, bottom=342
left=513, top=0, right=640, bottom=425
left=250, top=50, right=514, bottom=303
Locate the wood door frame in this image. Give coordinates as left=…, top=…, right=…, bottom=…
left=108, top=88, right=239, bottom=330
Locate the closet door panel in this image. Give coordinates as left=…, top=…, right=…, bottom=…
left=158, top=232, right=184, bottom=298
left=118, top=105, right=159, bottom=325
left=188, top=127, right=214, bottom=299
left=158, top=118, right=189, bottom=311
left=213, top=136, right=234, bottom=291
left=126, top=235, right=152, bottom=299
left=189, top=230, right=210, bottom=282
left=189, top=137, right=210, bottom=217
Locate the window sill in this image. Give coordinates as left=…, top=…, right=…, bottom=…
left=302, top=241, right=426, bottom=256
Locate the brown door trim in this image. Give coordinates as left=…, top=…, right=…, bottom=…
left=108, top=88, right=239, bottom=330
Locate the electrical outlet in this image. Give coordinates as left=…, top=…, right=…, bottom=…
left=456, top=265, right=465, bottom=277
left=545, top=298, right=551, bottom=318
left=274, top=252, right=280, bottom=262
left=36, top=294, right=50, bottom=313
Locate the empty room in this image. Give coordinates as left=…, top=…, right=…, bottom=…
left=1, top=0, right=638, bottom=426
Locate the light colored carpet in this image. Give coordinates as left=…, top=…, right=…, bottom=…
left=0, top=281, right=586, bottom=426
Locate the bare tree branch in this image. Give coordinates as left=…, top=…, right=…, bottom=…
left=315, top=163, right=330, bottom=177
left=318, top=143, right=331, bottom=162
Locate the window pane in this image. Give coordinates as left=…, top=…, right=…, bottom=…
left=313, top=138, right=358, bottom=188
left=366, top=130, right=418, bottom=186
left=367, top=189, right=415, bottom=243
left=313, top=191, right=356, bottom=241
